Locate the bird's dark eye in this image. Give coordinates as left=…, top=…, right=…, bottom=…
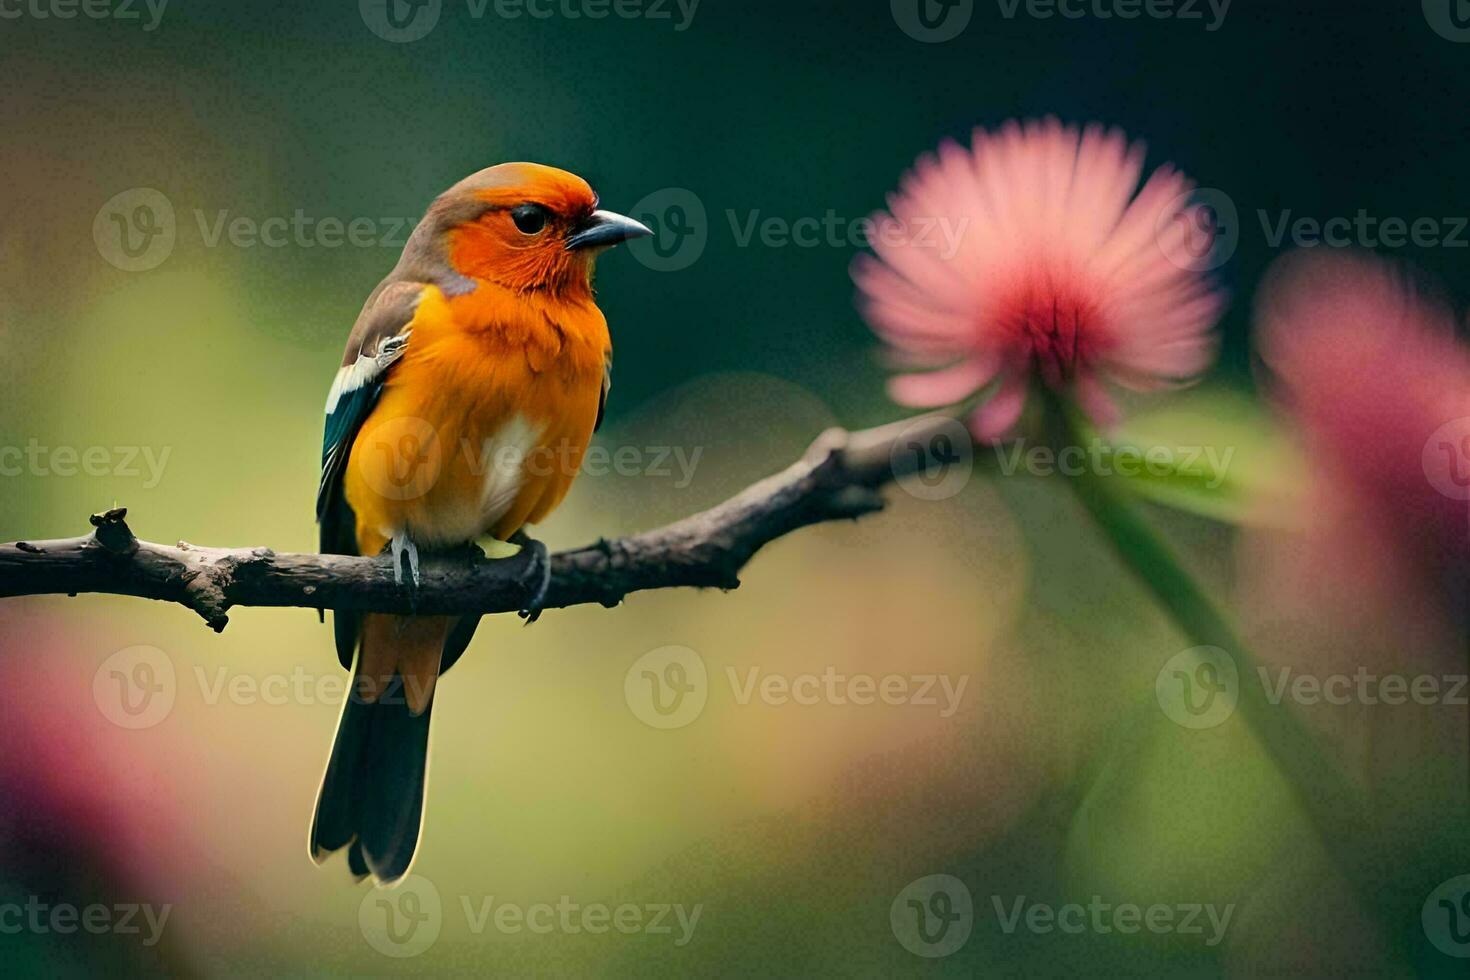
left=511, top=204, right=549, bottom=235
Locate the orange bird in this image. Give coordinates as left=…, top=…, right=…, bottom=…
left=310, top=164, right=650, bottom=885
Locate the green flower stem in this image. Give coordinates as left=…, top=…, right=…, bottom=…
left=1049, top=396, right=1395, bottom=940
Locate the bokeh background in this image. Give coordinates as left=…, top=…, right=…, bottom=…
left=2, top=0, right=1468, bottom=975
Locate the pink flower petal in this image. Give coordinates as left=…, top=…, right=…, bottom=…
left=887, top=357, right=998, bottom=408
left=969, top=374, right=1028, bottom=442
left=1074, top=373, right=1120, bottom=429
left=854, top=118, right=1225, bottom=429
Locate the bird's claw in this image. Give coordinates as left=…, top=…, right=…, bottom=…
left=390, top=530, right=421, bottom=588
left=513, top=533, right=551, bottom=624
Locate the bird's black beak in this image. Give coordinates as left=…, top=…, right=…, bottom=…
left=566, top=209, right=653, bottom=251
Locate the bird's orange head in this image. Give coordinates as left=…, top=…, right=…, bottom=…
left=412, top=162, right=650, bottom=296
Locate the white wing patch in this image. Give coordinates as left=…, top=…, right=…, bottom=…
left=323, top=331, right=411, bottom=415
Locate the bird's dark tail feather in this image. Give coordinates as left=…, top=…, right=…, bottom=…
left=310, top=673, right=432, bottom=886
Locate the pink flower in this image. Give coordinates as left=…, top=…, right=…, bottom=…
left=1256, top=250, right=1470, bottom=620
left=854, top=117, right=1225, bottom=440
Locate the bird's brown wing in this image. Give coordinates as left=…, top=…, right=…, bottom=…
left=317, top=278, right=422, bottom=668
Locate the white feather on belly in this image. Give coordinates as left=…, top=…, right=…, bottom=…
left=476, top=414, right=542, bottom=527
left=400, top=414, right=545, bottom=547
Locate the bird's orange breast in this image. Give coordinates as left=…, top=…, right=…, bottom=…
left=344, top=283, right=608, bottom=555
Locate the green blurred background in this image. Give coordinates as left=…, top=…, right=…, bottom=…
left=1, top=0, right=1467, bottom=975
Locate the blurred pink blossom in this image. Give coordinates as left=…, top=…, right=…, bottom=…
left=854, top=117, right=1225, bottom=440
left=1256, top=250, right=1470, bottom=623
left=0, top=611, right=191, bottom=972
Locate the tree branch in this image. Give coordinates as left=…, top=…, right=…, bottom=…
left=0, top=415, right=958, bottom=631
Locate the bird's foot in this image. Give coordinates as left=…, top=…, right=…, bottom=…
left=510, top=530, right=551, bottom=624
left=390, top=530, right=421, bottom=588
